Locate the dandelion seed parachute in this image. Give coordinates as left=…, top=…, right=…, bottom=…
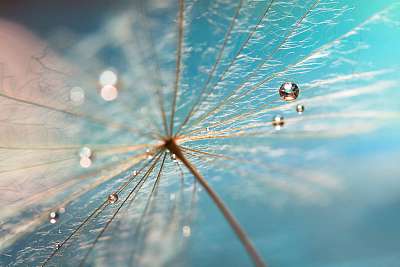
left=0, top=0, right=400, bottom=267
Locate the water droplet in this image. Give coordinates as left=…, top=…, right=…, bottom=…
left=99, top=70, right=118, bottom=86
left=171, top=153, right=177, bottom=161
left=101, top=85, right=118, bottom=101
left=279, top=82, right=299, bottom=101
left=108, top=193, right=119, bottom=204
left=80, top=157, right=92, bottom=168
left=296, top=104, right=305, bottom=114
left=182, top=225, right=191, bottom=237
left=55, top=243, right=61, bottom=249
left=49, top=211, right=59, bottom=224
left=79, top=146, right=92, bottom=158
left=132, top=170, right=138, bottom=176
left=272, top=115, right=284, bottom=130
left=69, top=87, right=85, bottom=105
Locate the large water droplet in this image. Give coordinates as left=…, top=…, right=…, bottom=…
left=108, top=193, right=119, bottom=204
left=279, top=82, right=299, bottom=101
left=296, top=104, right=305, bottom=114
left=272, top=115, right=284, bottom=130
left=49, top=211, right=59, bottom=224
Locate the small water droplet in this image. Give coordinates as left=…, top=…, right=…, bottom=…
left=272, top=115, right=284, bottom=130
left=55, top=243, right=61, bottom=249
left=296, top=104, right=305, bottom=114
left=171, top=153, right=177, bottom=161
left=49, top=211, right=59, bottom=224
left=108, top=193, right=119, bottom=204
left=132, top=170, right=138, bottom=176
left=279, top=82, right=299, bottom=101
left=182, top=225, right=191, bottom=237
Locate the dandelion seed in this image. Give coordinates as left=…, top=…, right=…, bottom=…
left=100, top=85, right=118, bottom=101
left=49, top=211, right=59, bottom=224
left=296, top=104, right=305, bottom=114
left=108, top=193, right=119, bottom=204
left=272, top=115, right=285, bottom=130
left=279, top=82, right=299, bottom=101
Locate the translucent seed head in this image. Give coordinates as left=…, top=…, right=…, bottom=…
left=296, top=104, right=305, bottom=114
left=272, top=115, right=285, bottom=130
left=108, top=193, right=119, bottom=204
left=279, top=82, right=299, bottom=101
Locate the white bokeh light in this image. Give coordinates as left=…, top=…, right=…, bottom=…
left=99, top=70, right=118, bottom=86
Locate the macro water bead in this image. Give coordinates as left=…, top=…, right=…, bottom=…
left=108, top=193, right=119, bottom=204
left=49, top=211, right=60, bottom=224
left=272, top=115, right=285, bottom=130
left=279, top=82, right=299, bottom=101
left=296, top=104, right=305, bottom=114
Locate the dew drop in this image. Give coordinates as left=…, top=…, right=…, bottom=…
left=80, top=157, right=92, bottom=168
left=171, top=153, right=177, bottom=161
left=101, top=85, right=118, bottom=101
left=69, top=87, right=85, bottom=105
left=296, top=104, right=305, bottom=114
left=182, top=225, right=191, bottom=237
left=279, top=82, right=299, bottom=101
left=108, top=193, right=119, bottom=204
left=49, top=211, right=59, bottom=224
left=272, top=115, right=284, bottom=130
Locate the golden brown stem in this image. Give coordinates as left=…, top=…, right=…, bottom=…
left=164, top=138, right=266, bottom=267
